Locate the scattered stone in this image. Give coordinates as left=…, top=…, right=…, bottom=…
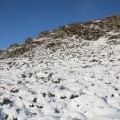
left=60, top=96, right=67, bottom=99
left=52, top=79, right=61, bottom=84
left=41, top=77, right=45, bottom=80
left=29, top=104, right=34, bottom=107
left=16, top=108, right=21, bottom=114
left=77, top=104, right=80, bottom=107
left=21, top=74, right=26, bottom=78
left=17, top=81, right=22, bottom=84
left=33, top=113, right=37, bottom=115
left=13, top=117, right=18, bottom=120
left=91, top=83, right=95, bottom=86
left=36, top=105, right=43, bottom=109
left=33, top=98, right=37, bottom=103
left=70, top=94, right=79, bottom=99
left=90, top=59, right=98, bottom=62
left=10, top=88, right=19, bottom=93
left=116, top=76, right=119, bottom=79
left=114, top=88, right=119, bottom=91
left=54, top=108, right=60, bottom=113
left=111, top=94, right=115, bottom=97
left=48, top=73, right=53, bottom=79
left=28, top=73, right=33, bottom=78
left=48, top=92, right=55, bottom=97
left=0, top=98, right=13, bottom=105
left=42, top=92, right=46, bottom=97
left=3, top=114, right=8, bottom=119
left=59, top=85, right=66, bottom=90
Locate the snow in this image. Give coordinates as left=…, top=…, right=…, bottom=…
left=0, top=34, right=120, bottom=120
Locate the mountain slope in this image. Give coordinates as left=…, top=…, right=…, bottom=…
left=0, top=15, right=120, bottom=120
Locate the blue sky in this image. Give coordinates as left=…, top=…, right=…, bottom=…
left=0, top=0, right=120, bottom=48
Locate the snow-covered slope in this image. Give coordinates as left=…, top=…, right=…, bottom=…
left=0, top=15, right=120, bottom=120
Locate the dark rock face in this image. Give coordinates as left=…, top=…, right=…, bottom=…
left=50, top=23, right=105, bottom=40
left=0, top=40, right=44, bottom=59
left=49, top=15, right=120, bottom=40
left=0, top=45, right=31, bottom=59
left=100, top=15, right=120, bottom=32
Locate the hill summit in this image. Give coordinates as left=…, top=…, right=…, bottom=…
left=0, top=14, right=120, bottom=59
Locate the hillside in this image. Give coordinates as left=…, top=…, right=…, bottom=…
left=0, top=15, right=120, bottom=120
